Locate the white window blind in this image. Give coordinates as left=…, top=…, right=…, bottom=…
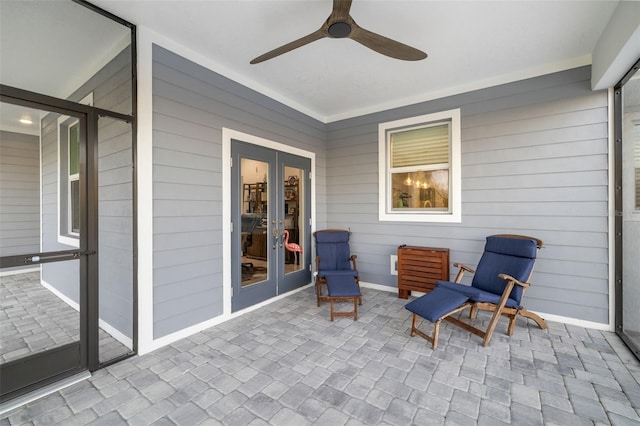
left=391, top=123, right=449, bottom=168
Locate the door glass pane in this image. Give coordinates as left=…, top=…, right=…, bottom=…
left=1, top=260, right=80, bottom=364
left=69, top=122, right=80, bottom=175
left=97, top=116, right=134, bottom=363
left=0, top=0, right=133, bottom=115
left=70, top=179, right=80, bottom=234
left=284, top=167, right=303, bottom=273
left=622, top=67, right=640, bottom=349
left=240, top=158, right=269, bottom=286
left=0, top=101, right=81, bottom=363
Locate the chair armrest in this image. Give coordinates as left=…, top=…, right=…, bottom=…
left=350, top=254, right=358, bottom=271
left=315, top=256, right=320, bottom=273
left=453, top=262, right=475, bottom=283
left=498, top=273, right=530, bottom=288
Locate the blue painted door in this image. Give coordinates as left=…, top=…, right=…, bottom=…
left=231, top=140, right=311, bottom=311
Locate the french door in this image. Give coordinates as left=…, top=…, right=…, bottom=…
left=231, top=140, right=311, bottom=311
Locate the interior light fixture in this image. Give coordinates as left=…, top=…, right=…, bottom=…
left=19, top=118, right=33, bottom=125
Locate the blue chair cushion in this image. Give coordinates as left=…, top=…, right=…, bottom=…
left=326, top=275, right=361, bottom=297
left=405, top=287, right=470, bottom=323
left=471, top=236, right=537, bottom=305
left=319, top=270, right=359, bottom=279
left=315, top=231, right=350, bottom=244
left=438, top=281, right=520, bottom=309
left=316, top=230, right=354, bottom=272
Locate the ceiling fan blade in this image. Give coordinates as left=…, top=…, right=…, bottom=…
left=349, top=25, right=427, bottom=61
left=330, top=0, right=352, bottom=22
left=250, top=29, right=326, bottom=64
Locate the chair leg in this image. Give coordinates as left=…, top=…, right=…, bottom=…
left=330, top=299, right=335, bottom=321
left=410, top=314, right=439, bottom=349
left=316, top=281, right=328, bottom=307
left=518, top=309, right=548, bottom=330
left=353, top=298, right=358, bottom=320
left=469, top=304, right=478, bottom=319
left=432, top=320, right=440, bottom=350
left=411, top=314, right=418, bottom=336
left=482, top=282, right=515, bottom=347
left=507, top=314, right=517, bottom=336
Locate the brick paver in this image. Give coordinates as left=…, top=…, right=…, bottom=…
left=2, top=286, right=640, bottom=425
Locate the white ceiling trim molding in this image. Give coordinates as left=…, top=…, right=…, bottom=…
left=140, top=25, right=595, bottom=125
left=123, top=20, right=596, bottom=125
left=139, top=27, right=326, bottom=123
left=591, top=1, right=640, bottom=90
left=326, top=54, right=593, bottom=123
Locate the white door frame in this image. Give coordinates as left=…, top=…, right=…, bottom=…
left=222, top=128, right=316, bottom=316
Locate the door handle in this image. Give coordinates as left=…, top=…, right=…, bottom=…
left=279, top=220, right=285, bottom=247
left=271, top=220, right=278, bottom=249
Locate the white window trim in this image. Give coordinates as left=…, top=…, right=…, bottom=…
left=57, top=115, right=80, bottom=247
left=68, top=124, right=80, bottom=236
left=56, top=92, right=92, bottom=247
left=378, top=108, right=461, bottom=223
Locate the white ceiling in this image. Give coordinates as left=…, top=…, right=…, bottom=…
left=0, top=0, right=130, bottom=134
left=89, top=0, right=618, bottom=122
left=1, top=1, right=621, bottom=125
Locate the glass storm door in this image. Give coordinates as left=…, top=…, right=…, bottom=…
left=619, top=65, right=640, bottom=357
left=0, top=100, right=89, bottom=399
left=231, top=140, right=311, bottom=312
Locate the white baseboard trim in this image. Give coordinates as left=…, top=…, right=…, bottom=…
left=359, top=281, right=397, bottom=293
left=40, top=279, right=133, bottom=348
left=98, top=319, right=133, bottom=349
left=531, top=311, right=613, bottom=332
left=142, top=279, right=613, bottom=355
left=41, top=279, right=80, bottom=311
left=359, top=281, right=613, bottom=331
left=141, top=282, right=315, bottom=355
left=0, top=266, right=40, bottom=277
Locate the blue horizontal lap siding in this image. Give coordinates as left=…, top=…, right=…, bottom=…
left=0, top=132, right=40, bottom=257
left=325, top=66, right=610, bottom=324
left=152, top=45, right=325, bottom=338
left=152, top=45, right=608, bottom=327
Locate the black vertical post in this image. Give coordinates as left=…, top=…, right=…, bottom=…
left=86, top=109, right=100, bottom=371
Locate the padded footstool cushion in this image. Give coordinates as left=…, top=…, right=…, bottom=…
left=405, top=286, right=470, bottom=323
left=326, top=274, right=360, bottom=297
left=325, top=274, right=361, bottom=321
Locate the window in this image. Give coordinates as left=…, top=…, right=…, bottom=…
left=57, top=116, right=81, bottom=246
left=57, top=93, right=91, bottom=246
left=68, top=121, right=80, bottom=234
left=378, top=109, right=461, bottom=222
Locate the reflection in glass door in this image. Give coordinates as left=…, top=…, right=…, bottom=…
left=240, top=158, right=270, bottom=288
left=277, top=152, right=311, bottom=295
left=0, top=101, right=87, bottom=397
left=231, top=140, right=311, bottom=312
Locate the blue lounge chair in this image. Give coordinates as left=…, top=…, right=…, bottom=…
left=314, top=229, right=361, bottom=320
left=405, top=234, right=547, bottom=348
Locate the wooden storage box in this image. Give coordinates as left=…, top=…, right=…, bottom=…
left=397, top=245, right=450, bottom=299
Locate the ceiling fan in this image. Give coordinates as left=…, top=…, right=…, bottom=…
left=250, top=0, right=427, bottom=64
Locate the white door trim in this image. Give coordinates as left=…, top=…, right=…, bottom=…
left=222, top=128, right=316, bottom=317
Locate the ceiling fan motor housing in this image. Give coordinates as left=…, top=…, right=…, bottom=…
left=328, top=21, right=351, bottom=38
